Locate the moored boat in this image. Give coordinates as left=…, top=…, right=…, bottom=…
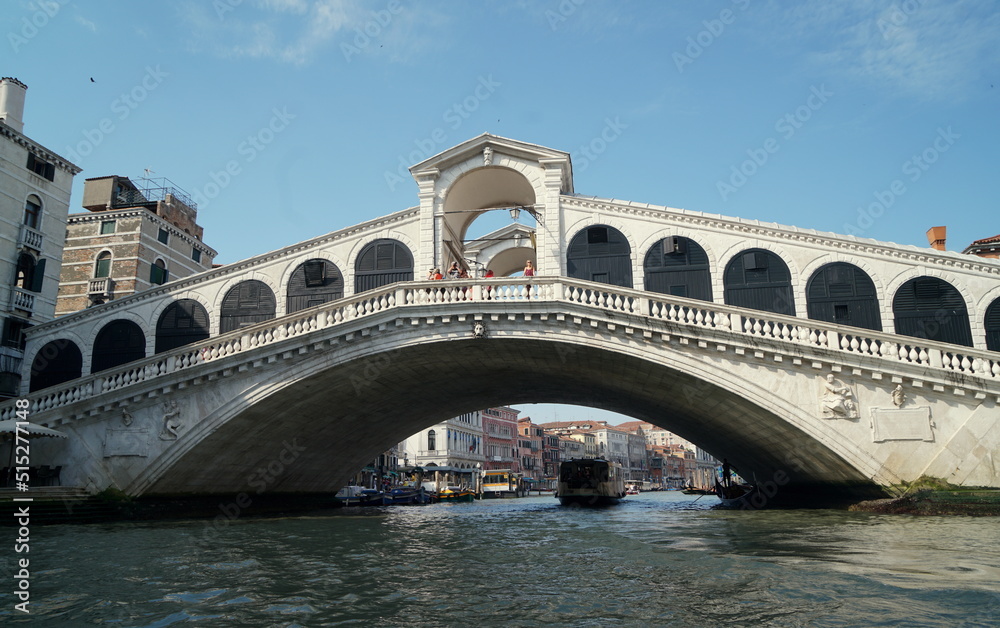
left=386, top=486, right=431, bottom=505
left=556, top=458, right=626, bottom=506
left=435, top=486, right=476, bottom=503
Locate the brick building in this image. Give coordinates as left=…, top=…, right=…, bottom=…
left=56, top=175, right=216, bottom=316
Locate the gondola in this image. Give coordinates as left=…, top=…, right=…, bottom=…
left=714, top=481, right=757, bottom=507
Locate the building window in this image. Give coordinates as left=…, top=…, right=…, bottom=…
left=427, top=429, right=436, bottom=451
left=191, top=248, right=201, bottom=263
left=149, top=259, right=168, bottom=285
left=94, top=252, right=112, bottom=278
left=158, top=228, right=170, bottom=244
left=2, top=318, right=30, bottom=350
left=15, top=253, right=35, bottom=290
left=23, top=197, right=41, bottom=228
left=26, top=153, right=55, bottom=181
left=100, top=220, right=116, bottom=234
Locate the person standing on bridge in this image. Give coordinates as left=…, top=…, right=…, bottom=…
left=523, top=260, right=534, bottom=299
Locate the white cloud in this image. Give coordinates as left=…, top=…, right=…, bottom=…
left=757, top=0, right=999, bottom=101
left=182, top=0, right=445, bottom=66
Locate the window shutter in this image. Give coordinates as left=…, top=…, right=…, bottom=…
left=30, top=258, right=45, bottom=292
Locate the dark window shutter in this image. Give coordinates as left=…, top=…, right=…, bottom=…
left=30, top=258, right=45, bottom=292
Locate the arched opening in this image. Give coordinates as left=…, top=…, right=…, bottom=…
left=29, top=339, right=83, bottom=392
left=441, top=167, right=537, bottom=272
left=806, top=262, right=882, bottom=331
left=566, top=225, right=633, bottom=288
left=220, top=280, right=277, bottom=334
left=354, top=239, right=413, bottom=293
left=92, top=320, right=146, bottom=373
left=643, top=236, right=712, bottom=301
left=723, top=249, right=795, bottom=316
left=986, top=298, right=1000, bottom=352
left=144, top=336, right=885, bottom=505
left=287, top=259, right=344, bottom=313
left=893, top=277, right=973, bottom=347
left=14, top=252, right=36, bottom=291
left=156, top=299, right=211, bottom=353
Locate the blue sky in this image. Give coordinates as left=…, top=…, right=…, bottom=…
left=5, top=0, right=998, bottom=425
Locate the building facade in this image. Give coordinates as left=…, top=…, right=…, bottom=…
left=517, top=417, right=544, bottom=484
left=482, top=405, right=520, bottom=473
left=56, top=175, right=217, bottom=317
left=0, top=77, right=80, bottom=399
left=399, top=410, right=484, bottom=474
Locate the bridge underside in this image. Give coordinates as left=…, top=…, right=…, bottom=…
left=143, top=336, right=887, bottom=504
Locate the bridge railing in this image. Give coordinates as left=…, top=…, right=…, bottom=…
left=4, top=276, right=1000, bottom=422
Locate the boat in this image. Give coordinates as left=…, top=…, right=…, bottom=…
left=556, top=458, right=626, bottom=506
left=682, top=486, right=715, bottom=496
left=626, top=484, right=640, bottom=495
left=435, top=486, right=476, bottom=503
left=333, top=486, right=387, bottom=506
left=481, top=470, right=525, bottom=498
left=714, top=481, right=757, bottom=507
left=385, top=485, right=431, bottom=505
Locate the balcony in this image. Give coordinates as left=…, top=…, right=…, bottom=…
left=17, top=224, right=43, bottom=252
left=88, top=277, right=114, bottom=299
left=9, top=287, right=35, bottom=316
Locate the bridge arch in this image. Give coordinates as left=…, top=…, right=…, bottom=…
left=642, top=235, right=714, bottom=301
left=28, top=338, right=84, bottom=392
left=124, top=318, right=897, bottom=500
left=722, top=247, right=797, bottom=316
left=565, top=222, right=634, bottom=288
left=441, top=166, right=538, bottom=244
left=985, top=297, right=1000, bottom=351
left=284, top=258, right=345, bottom=314
left=352, top=238, right=414, bottom=294
left=218, top=279, right=278, bottom=335
left=805, top=262, right=882, bottom=332
left=892, top=275, right=974, bottom=347
left=91, top=319, right=146, bottom=374
left=154, top=299, right=211, bottom=353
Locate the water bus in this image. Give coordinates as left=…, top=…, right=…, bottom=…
left=481, top=470, right=525, bottom=498
left=556, top=458, right=626, bottom=506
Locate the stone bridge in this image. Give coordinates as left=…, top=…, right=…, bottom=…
left=4, top=134, right=999, bottom=501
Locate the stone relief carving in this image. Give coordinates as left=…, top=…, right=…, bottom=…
left=820, top=374, right=858, bottom=419
left=473, top=322, right=486, bottom=338
left=121, top=407, right=134, bottom=427
left=158, top=400, right=183, bottom=441
left=891, top=384, right=905, bottom=408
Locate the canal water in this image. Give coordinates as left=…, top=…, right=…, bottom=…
left=3, top=491, right=999, bottom=627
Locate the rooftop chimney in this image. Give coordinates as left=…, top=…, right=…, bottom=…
left=926, top=226, right=947, bottom=251
left=0, top=77, right=27, bottom=133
